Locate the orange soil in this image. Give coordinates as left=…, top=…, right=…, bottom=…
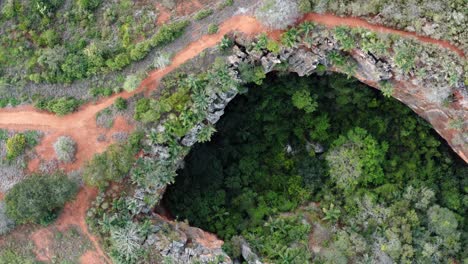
left=0, top=14, right=464, bottom=173
left=155, top=2, right=171, bottom=25
left=176, top=0, right=203, bottom=16
left=31, top=187, right=111, bottom=264
left=0, top=13, right=466, bottom=263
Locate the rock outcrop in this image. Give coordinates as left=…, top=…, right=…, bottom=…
left=227, top=34, right=467, bottom=162
left=145, top=215, right=231, bottom=264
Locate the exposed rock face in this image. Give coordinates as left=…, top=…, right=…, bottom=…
left=227, top=35, right=467, bottom=163
left=145, top=215, right=231, bottom=264
left=240, top=239, right=263, bottom=264
left=287, top=49, right=321, bottom=77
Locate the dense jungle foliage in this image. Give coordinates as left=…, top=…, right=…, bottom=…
left=164, top=72, right=467, bottom=263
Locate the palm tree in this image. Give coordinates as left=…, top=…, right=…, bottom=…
left=218, top=35, right=232, bottom=50
left=299, top=21, right=315, bottom=38
left=254, top=33, right=269, bottom=51
left=192, top=88, right=210, bottom=113
left=334, top=26, right=355, bottom=51
left=185, top=74, right=202, bottom=91
left=197, top=124, right=217, bottom=143
left=281, top=28, right=300, bottom=48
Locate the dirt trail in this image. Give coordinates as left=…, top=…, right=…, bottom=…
left=0, top=12, right=466, bottom=264
left=301, top=13, right=465, bottom=57
left=31, top=186, right=111, bottom=264
left=0, top=14, right=464, bottom=173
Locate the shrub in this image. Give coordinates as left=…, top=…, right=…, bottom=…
left=5, top=173, right=77, bottom=225
left=255, top=0, right=300, bottom=29
left=38, top=29, right=59, bottom=47
left=379, top=81, right=394, bottom=98
left=109, top=222, right=145, bottom=263
left=220, top=0, right=234, bottom=8
left=150, top=20, right=190, bottom=47
left=77, top=0, right=102, bottom=11
left=48, top=97, right=81, bottom=116
left=194, top=9, right=213, bottom=20
left=153, top=52, right=172, bottom=69
left=0, top=249, right=34, bottom=264
left=123, top=75, right=141, bottom=92
left=207, top=24, right=219, bottom=34
left=53, top=136, right=76, bottom=163
left=35, top=97, right=81, bottom=116
left=114, top=97, right=127, bottom=110
left=0, top=201, right=14, bottom=235
left=6, top=134, right=26, bottom=160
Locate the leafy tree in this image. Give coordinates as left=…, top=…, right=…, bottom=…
left=83, top=143, right=136, bottom=188
left=5, top=173, right=77, bottom=225
left=325, top=127, right=387, bottom=191
left=291, top=89, right=318, bottom=113
left=427, top=205, right=458, bottom=237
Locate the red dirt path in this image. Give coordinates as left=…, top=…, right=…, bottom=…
left=0, top=13, right=466, bottom=264
left=301, top=13, right=464, bottom=57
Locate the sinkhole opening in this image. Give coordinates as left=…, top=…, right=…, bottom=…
left=162, top=72, right=465, bottom=262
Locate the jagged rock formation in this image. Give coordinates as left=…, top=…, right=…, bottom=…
left=227, top=34, right=467, bottom=162
left=145, top=215, right=231, bottom=264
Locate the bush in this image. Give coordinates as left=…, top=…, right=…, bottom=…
left=6, top=134, right=26, bottom=160
left=194, top=9, right=213, bottom=20
left=114, top=97, right=127, bottom=110
left=77, top=0, right=102, bottom=10
left=35, top=97, right=81, bottom=116
left=0, top=201, right=14, bottom=235
left=53, top=136, right=76, bottom=163
left=109, top=222, right=145, bottom=263
left=5, top=173, right=77, bottom=225
left=0, top=249, right=34, bottom=264
left=123, top=75, right=141, bottom=92
left=255, top=0, right=300, bottom=29
left=150, top=20, right=190, bottom=47
left=207, top=24, right=219, bottom=34
left=153, top=52, right=172, bottom=69
left=83, top=143, right=136, bottom=188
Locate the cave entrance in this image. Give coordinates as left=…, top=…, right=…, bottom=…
left=162, top=71, right=465, bottom=260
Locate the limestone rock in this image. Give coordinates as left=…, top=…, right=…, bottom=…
left=261, top=53, right=281, bottom=73
left=207, top=109, right=225, bottom=124
left=287, top=49, right=319, bottom=76
left=351, top=49, right=392, bottom=81
left=241, top=240, right=263, bottom=264
left=181, top=124, right=203, bottom=147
